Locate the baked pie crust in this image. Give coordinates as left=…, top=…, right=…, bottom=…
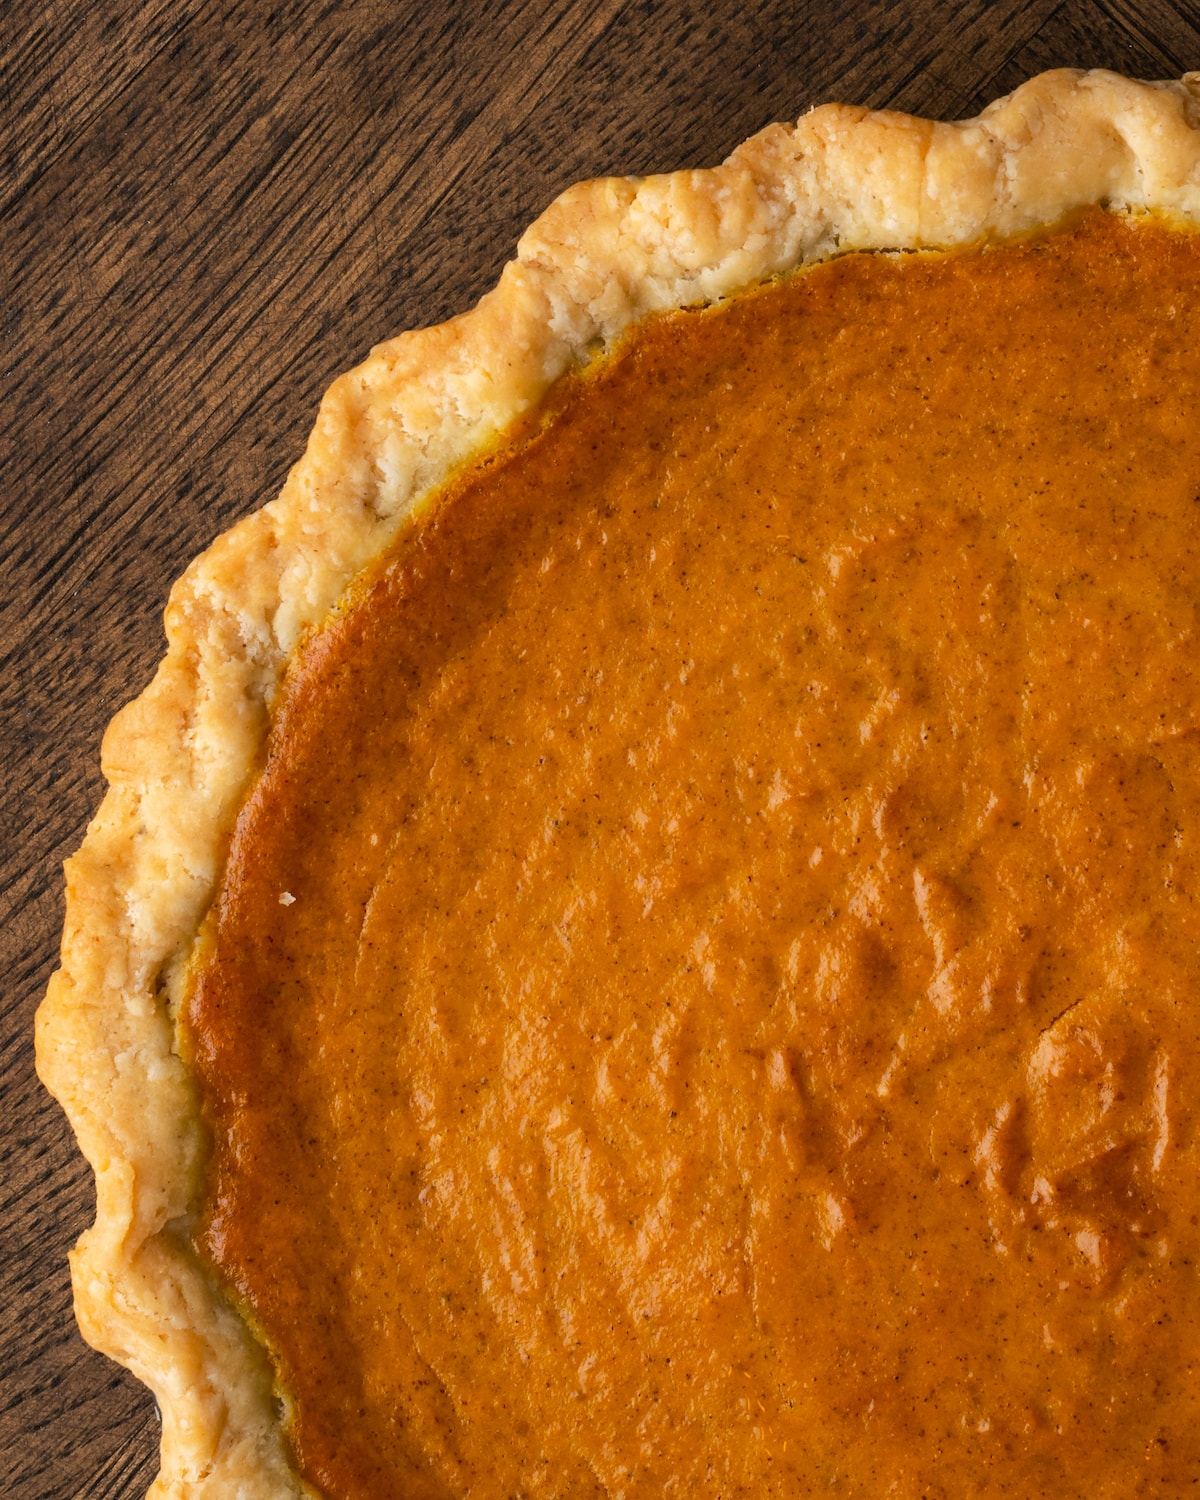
left=36, top=69, right=1200, bottom=1498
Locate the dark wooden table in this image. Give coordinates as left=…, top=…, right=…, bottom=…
left=3, top=3, right=1197, bottom=1496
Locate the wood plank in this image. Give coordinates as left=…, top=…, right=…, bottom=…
left=4, top=2, right=1196, bottom=1495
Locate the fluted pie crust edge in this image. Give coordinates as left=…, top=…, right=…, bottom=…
left=35, top=69, right=1200, bottom=1498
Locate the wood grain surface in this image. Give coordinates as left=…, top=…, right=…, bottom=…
left=3, top=2, right=1198, bottom=1496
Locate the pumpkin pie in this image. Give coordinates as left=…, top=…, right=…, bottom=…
left=37, top=68, right=1200, bottom=1498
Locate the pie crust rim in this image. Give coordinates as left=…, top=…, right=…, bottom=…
left=35, top=68, right=1200, bottom=1498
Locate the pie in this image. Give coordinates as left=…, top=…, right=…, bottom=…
left=37, top=68, right=1200, bottom=1499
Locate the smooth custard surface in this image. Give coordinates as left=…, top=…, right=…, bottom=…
left=187, top=212, right=1200, bottom=1498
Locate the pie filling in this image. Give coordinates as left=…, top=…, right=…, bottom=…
left=185, top=211, right=1200, bottom=1498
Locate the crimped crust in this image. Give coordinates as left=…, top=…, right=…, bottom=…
left=35, top=69, right=1200, bottom=1499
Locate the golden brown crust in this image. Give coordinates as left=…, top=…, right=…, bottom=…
left=35, top=68, right=1200, bottom=1498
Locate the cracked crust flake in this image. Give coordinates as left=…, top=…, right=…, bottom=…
left=35, top=68, right=1200, bottom=1498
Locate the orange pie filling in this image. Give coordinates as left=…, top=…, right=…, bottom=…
left=185, top=212, right=1200, bottom=1498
